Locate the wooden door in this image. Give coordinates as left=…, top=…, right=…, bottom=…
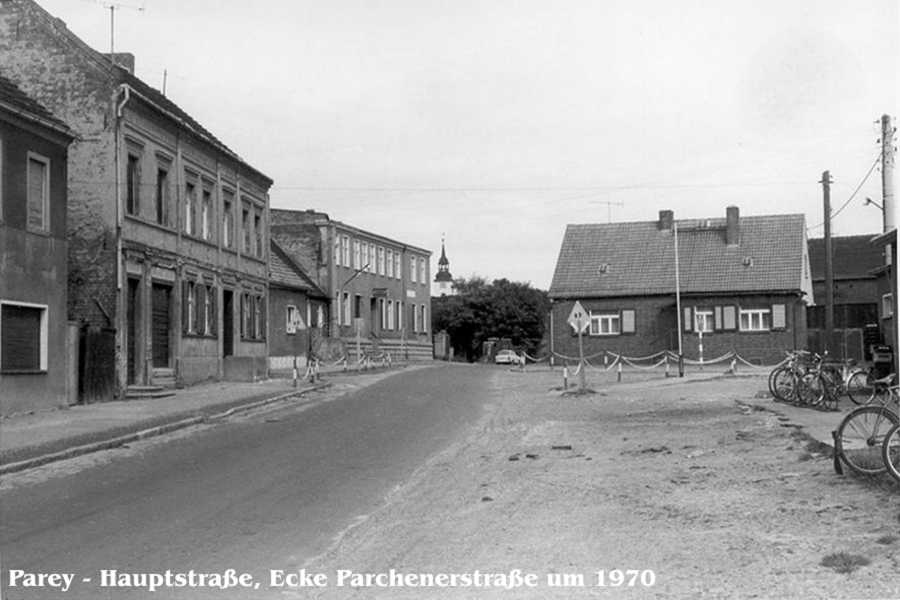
left=151, top=283, right=171, bottom=368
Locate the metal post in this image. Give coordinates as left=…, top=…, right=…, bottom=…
left=822, top=170, right=835, bottom=354
left=674, top=220, right=684, bottom=377
left=578, top=328, right=586, bottom=390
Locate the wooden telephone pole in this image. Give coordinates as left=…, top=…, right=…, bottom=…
left=821, top=170, right=834, bottom=355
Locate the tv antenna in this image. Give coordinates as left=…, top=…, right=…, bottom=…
left=589, top=199, right=625, bottom=223
left=94, top=0, right=145, bottom=59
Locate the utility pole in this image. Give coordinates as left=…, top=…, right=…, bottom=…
left=674, top=220, right=684, bottom=376
left=821, top=170, right=835, bottom=355
left=882, top=114, right=896, bottom=232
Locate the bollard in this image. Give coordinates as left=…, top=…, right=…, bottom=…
left=292, top=356, right=298, bottom=388
left=729, top=357, right=737, bottom=375
left=563, top=366, right=569, bottom=389
left=604, top=353, right=608, bottom=367
left=665, top=354, right=670, bottom=378
left=617, top=361, right=622, bottom=383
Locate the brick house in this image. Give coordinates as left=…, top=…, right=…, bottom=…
left=0, top=75, right=75, bottom=416
left=271, top=209, right=433, bottom=361
left=548, top=207, right=813, bottom=364
left=1, top=0, right=273, bottom=397
left=268, top=240, right=329, bottom=373
left=807, top=234, right=882, bottom=359
left=871, top=228, right=897, bottom=371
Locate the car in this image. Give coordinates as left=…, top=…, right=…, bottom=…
left=494, top=349, right=519, bottom=365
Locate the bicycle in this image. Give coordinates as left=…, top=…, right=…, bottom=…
left=883, top=420, right=900, bottom=483
left=834, top=376, right=898, bottom=476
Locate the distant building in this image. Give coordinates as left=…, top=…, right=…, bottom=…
left=806, top=234, right=882, bottom=360
left=0, top=75, right=75, bottom=415
left=870, top=228, right=896, bottom=371
left=271, top=209, right=433, bottom=361
left=267, top=240, right=329, bottom=373
left=548, top=207, right=813, bottom=364
left=432, top=237, right=456, bottom=297
left=1, top=0, right=273, bottom=398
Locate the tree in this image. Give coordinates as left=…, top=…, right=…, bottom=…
left=432, top=277, right=549, bottom=361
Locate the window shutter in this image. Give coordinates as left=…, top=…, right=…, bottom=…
left=181, top=280, right=189, bottom=334
left=1, top=305, right=42, bottom=371
left=771, top=303, right=786, bottom=330
left=260, top=295, right=267, bottom=340
left=714, top=306, right=723, bottom=331
left=210, top=286, right=217, bottom=337
left=621, top=309, right=636, bottom=334
left=683, top=307, right=693, bottom=332
left=722, top=305, right=736, bottom=330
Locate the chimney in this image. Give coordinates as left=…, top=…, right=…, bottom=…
left=106, top=52, right=135, bottom=74
left=726, top=206, right=740, bottom=245
left=658, top=209, right=673, bottom=230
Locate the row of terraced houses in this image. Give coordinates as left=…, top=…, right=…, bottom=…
left=0, top=0, right=432, bottom=416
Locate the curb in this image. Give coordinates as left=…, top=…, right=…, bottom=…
left=0, top=382, right=331, bottom=476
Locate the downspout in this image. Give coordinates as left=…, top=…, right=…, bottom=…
left=114, top=83, right=130, bottom=395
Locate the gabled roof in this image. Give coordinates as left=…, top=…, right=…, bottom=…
left=807, top=234, right=882, bottom=281
left=549, top=213, right=807, bottom=299
left=0, top=73, right=74, bottom=138
left=270, top=241, right=327, bottom=298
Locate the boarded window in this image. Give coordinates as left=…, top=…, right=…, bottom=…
left=722, top=305, right=737, bottom=330
left=771, top=304, right=786, bottom=330
left=714, top=306, right=723, bottom=330
left=621, top=309, right=636, bottom=333
left=1, top=304, right=43, bottom=371
left=27, top=155, right=49, bottom=231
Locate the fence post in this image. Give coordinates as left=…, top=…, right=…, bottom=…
left=617, top=360, right=622, bottom=383
left=563, top=366, right=568, bottom=389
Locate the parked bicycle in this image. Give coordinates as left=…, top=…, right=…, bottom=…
left=769, top=351, right=871, bottom=411
left=834, top=375, right=898, bottom=476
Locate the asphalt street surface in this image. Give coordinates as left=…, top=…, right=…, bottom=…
left=0, top=364, right=488, bottom=599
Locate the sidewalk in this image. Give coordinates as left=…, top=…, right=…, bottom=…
left=0, top=377, right=328, bottom=475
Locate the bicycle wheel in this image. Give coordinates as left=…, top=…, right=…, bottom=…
left=817, top=369, right=841, bottom=411
left=836, top=405, right=900, bottom=476
left=771, top=367, right=797, bottom=403
left=797, top=372, right=824, bottom=407
left=882, top=423, right=900, bottom=483
left=845, top=370, right=873, bottom=405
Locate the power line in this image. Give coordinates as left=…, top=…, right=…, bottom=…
left=806, top=153, right=881, bottom=232
left=268, top=180, right=812, bottom=193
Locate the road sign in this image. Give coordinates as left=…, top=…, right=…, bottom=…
left=567, top=301, right=590, bottom=334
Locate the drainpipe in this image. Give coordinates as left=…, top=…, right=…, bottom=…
left=114, top=84, right=131, bottom=394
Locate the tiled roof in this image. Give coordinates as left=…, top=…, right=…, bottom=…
left=808, top=234, right=881, bottom=281
left=549, top=214, right=807, bottom=299
left=0, top=73, right=73, bottom=136
left=270, top=241, right=326, bottom=297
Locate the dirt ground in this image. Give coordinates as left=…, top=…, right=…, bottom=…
left=288, top=366, right=900, bottom=600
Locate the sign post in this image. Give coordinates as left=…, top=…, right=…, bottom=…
left=567, top=301, right=590, bottom=390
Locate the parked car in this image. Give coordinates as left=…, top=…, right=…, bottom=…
left=494, top=349, right=519, bottom=365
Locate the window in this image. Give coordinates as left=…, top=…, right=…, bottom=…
left=722, top=306, right=737, bottom=330
left=354, top=294, right=362, bottom=319
left=695, top=309, right=714, bottom=333
left=26, top=153, right=50, bottom=232
left=386, top=250, right=394, bottom=278
left=254, top=210, right=263, bottom=257
left=377, top=247, right=385, bottom=275
left=201, top=187, right=212, bottom=240
left=621, top=309, right=636, bottom=334
left=589, top=312, right=620, bottom=335
left=353, top=240, right=361, bottom=269
left=126, top=153, right=140, bottom=216
left=883, top=293, right=894, bottom=319
left=410, top=257, right=417, bottom=283
left=387, top=300, right=394, bottom=330
left=286, top=304, right=304, bottom=334
left=396, top=301, right=402, bottom=330
left=739, top=308, right=771, bottom=331
left=341, top=235, right=351, bottom=267
left=1, top=302, right=47, bottom=372
left=185, top=281, right=196, bottom=333
left=155, top=167, right=169, bottom=225
left=201, top=284, right=216, bottom=336
left=222, top=192, right=233, bottom=248
left=342, top=292, right=351, bottom=326
left=394, top=252, right=401, bottom=279
left=184, top=181, right=196, bottom=235
left=412, top=303, right=419, bottom=332
left=368, top=244, right=375, bottom=272
left=379, top=298, right=386, bottom=329
left=0, top=136, right=4, bottom=219
left=240, top=293, right=251, bottom=338
left=420, top=304, right=427, bottom=334
left=771, top=304, right=786, bottom=329
left=253, top=296, right=262, bottom=338
left=242, top=204, right=251, bottom=253
left=333, top=236, right=341, bottom=266
left=418, top=258, right=426, bottom=285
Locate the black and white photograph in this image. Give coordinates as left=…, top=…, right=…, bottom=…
left=0, top=0, right=898, bottom=598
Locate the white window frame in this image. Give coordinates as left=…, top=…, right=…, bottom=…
left=420, top=304, right=427, bottom=334
left=201, top=187, right=211, bottom=240
left=26, top=152, right=50, bottom=232
left=695, top=309, right=714, bottom=333
left=222, top=193, right=233, bottom=248
left=342, top=292, right=351, bottom=326
left=286, top=304, right=298, bottom=335
left=353, top=239, right=361, bottom=269
left=410, top=257, right=417, bottom=283
left=589, top=312, right=620, bottom=336
left=377, top=246, right=385, bottom=275
left=386, top=249, right=394, bottom=278
left=413, top=302, right=419, bottom=332
left=387, top=300, right=394, bottom=330
left=0, top=300, right=49, bottom=372
left=883, top=293, right=894, bottom=318
left=394, top=253, right=401, bottom=279
left=341, top=235, right=351, bottom=267
left=739, top=307, right=771, bottom=332
left=418, top=258, right=426, bottom=285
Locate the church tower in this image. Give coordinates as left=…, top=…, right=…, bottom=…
left=432, top=236, right=456, bottom=297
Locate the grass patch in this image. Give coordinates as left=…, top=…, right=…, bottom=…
left=820, top=552, right=870, bottom=574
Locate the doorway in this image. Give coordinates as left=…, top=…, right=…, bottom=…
left=222, top=289, right=234, bottom=357
left=126, top=278, right=139, bottom=384
left=151, top=283, right=171, bottom=368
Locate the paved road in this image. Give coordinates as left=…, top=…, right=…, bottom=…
left=0, top=364, right=493, bottom=599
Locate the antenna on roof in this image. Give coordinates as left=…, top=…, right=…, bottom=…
left=94, top=0, right=144, bottom=62
left=589, top=199, right=625, bottom=223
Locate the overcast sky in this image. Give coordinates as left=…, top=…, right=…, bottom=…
left=38, top=0, right=898, bottom=288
